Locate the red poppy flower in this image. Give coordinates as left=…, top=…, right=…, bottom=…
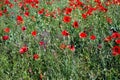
left=86, top=7, right=97, bottom=16
left=21, top=26, right=26, bottom=31
left=94, top=0, right=101, bottom=3
left=9, top=3, right=14, bottom=8
left=73, top=21, right=79, bottom=28
left=82, top=13, right=87, bottom=19
left=45, top=13, right=51, bottom=17
left=19, top=46, right=28, bottom=54
left=98, top=5, right=108, bottom=12
left=0, top=11, right=2, bottom=17
left=118, top=33, right=120, bottom=38
left=3, top=8, right=8, bottom=13
left=18, top=2, right=23, bottom=8
left=63, top=16, right=71, bottom=23
left=115, top=39, right=120, bottom=44
left=17, top=15, right=23, bottom=22
left=67, top=45, right=75, bottom=51
left=104, top=36, right=112, bottom=42
left=39, top=41, right=44, bottom=46
left=31, top=30, right=37, bottom=37
left=33, top=54, right=39, bottom=60
left=24, top=11, right=29, bottom=17
left=4, top=0, right=10, bottom=4
left=111, top=32, right=119, bottom=39
left=38, top=8, right=44, bottom=15
left=64, top=7, right=72, bottom=15
left=62, top=30, right=69, bottom=36
left=60, top=43, right=66, bottom=49
left=112, top=46, right=120, bottom=56
left=113, top=0, right=120, bottom=5
left=105, top=1, right=111, bottom=6
left=106, top=17, right=112, bottom=24
left=16, top=15, right=24, bottom=25
left=2, top=35, right=9, bottom=40
left=3, top=27, right=10, bottom=33
left=90, top=35, right=96, bottom=40
left=76, top=0, right=83, bottom=6
left=79, top=32, right=87, bottom=38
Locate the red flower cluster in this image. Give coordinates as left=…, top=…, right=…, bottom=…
left=1, top=0, right=120, bottom=61
left=59, top=43, right=75, bottom=52
left=104, top=32, right=120, bottom=56
left=104, top=32, right=120, bottom=42
left=79, top=32, right=96, bottom=40
left=69, top=0, right=84, bottom=9
left=111, top=32, right=120, bottom=39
